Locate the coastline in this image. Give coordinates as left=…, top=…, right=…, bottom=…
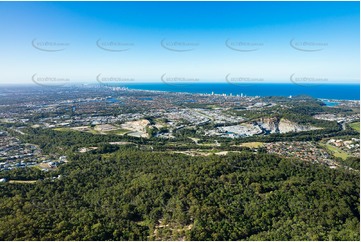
left=117, top=83, right=360, bottom=101
left=0, top=82, right=359, bottom=101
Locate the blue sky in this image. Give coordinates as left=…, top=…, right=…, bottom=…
left=0, top=1, right=359, bottom=84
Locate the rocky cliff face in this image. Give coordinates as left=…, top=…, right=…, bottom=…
left=257, top=117, right=280, bottom=134
left=256, top=117, right=321, bottom=134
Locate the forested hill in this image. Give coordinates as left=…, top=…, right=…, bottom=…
left=0, top=148, right=359, bottom=240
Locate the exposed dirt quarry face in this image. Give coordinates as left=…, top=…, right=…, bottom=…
left=120, top=119, right=151, bottom=138
left=256, top=117, right=322, bottom=134
left=257, top=117, right=280, bottom=134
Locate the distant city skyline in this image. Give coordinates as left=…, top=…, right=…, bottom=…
left=0, top=1, right=359, bottom=85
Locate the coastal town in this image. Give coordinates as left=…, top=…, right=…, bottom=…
left=0, top=84, right=359, bottom=174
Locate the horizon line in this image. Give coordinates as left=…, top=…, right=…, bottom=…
left=0, top=81, right=360, bottom=86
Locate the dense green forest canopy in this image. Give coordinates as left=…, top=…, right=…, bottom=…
left=0, top=148, right=359, bottom=240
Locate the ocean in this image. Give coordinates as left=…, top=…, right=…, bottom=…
left=119, top=83, right=360, bottom=100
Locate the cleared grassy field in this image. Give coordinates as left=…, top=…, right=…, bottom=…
left=321, top=143, right=349, bottom=160
left=53, top=127, right=71, bottom=131
left=9, top=180, right=37, bottom=184
left=54, top=126, right=130, bottom=135
left=240, top=142, right=264, bottom=148
left=105, top=129, right=131, bottom=135
left=349, top=122, right=360, bottom=132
